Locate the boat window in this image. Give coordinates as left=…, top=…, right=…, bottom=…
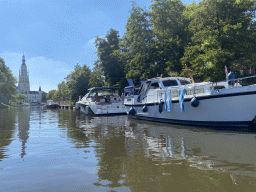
left=179, top=80, right=191, bottom=85
left=186, top=89, right=205, bottom=95
left=139, top=82, right=150, bottom=95
left=210, top=86, right=225, bottom=90
left=89, top=89, right=119, bottom=98
left=150, top=82, right=159, bottom=89
left=172, top=91, right=178, bottom=97
left=162, top=80, right=178, bottom=87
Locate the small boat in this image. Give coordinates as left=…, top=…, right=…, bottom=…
left=75, top=87, right=127, bottom=115
left=46, top=100, right=59, bottom=109
left=124, top=75, right=256, bottom=127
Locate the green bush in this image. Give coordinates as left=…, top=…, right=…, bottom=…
left=69, top=100, right=75, bottom=106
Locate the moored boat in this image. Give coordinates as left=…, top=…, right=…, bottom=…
left=75, top=87, right=127, bottom=115
left=46, top=100, right=59, bottom=109
left=124, top=75, right=256, bottom=127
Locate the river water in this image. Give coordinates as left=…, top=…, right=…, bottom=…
left=1, top=107, right=256, bottom=192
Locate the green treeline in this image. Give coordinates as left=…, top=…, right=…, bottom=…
left=49, top=0, right=256, bottom=101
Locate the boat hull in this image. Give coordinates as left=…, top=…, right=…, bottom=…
left=79, top=103, right=127, bottom=116
left=46, top=104, right=59, bottom=109
left=125, top=92, right=256, bottom=127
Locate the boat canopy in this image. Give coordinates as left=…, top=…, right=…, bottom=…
left=86, top=87, right=120, bottom=98
left=87, top=87, right=120, bottom=91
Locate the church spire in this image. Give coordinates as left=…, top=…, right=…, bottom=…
left=22, top=54, right=26, bottom=66
left=17, top=54, right=30, bottom=92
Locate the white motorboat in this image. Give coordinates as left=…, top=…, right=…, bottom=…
left=124, top=75, right=256, bottom=127
left=75, top=87, right=127, bottom=115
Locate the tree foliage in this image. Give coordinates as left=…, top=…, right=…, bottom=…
left=181, top=0, right=256, bottom=81
left=121, top=4, right=154, bottom=85
left=65, top=64, right=91, bottom=100
left=56, top=81, right=70, bottom=100
left=42, top=91, right=47, bottom=102
left=0, top=58, right=17, bottom=96
left=150, top=0, right=188, bottom=75
left=9, top=94, right=26, bottom=105
left=95, top=29, right=126, bottom=87
left=46, top=90, right=57, bottom=100
left=89, top=60, right=106, bottom=87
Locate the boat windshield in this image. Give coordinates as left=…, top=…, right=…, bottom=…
left=179, top=80, right=191, bottom=85
left=88, top=88, right=119, bottom=98
left=139, top=81, right=150, bottom=95
left=162, top=80, right=178, bottom=87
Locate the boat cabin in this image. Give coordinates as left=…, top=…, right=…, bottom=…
left=83, top=87, right=121, bottom=103
left=147, top=77, right=191, bottom=90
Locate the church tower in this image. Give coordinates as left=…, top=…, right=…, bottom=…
left=17, top=55, right=30, bottom=92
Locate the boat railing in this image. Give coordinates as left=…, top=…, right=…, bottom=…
left=127, top=75, right=256, bottom=102
left=157, top=75, right=256, bottom=96
left=203, top=75, right=256, bottom=93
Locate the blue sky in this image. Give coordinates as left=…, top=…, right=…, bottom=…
left=1, top=0, right=200, bottom=92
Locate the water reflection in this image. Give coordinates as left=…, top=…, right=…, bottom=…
left=0, top=108, right=16, bottom=161
left=0, top=107, right=46, bottom=161
left=17, top=107, right=30, bottom=158
left=126, top=120, right=256, bottom=186
left=1, top=107, right=256, bottom=191
left=75, top=114, right=127, bottom=188
left=75, top=114, right=256, bottom=190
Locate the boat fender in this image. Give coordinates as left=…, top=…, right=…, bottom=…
left=137, top=96, right=141, bottom=102
left=142, top=105, right=148, bottom=112
left=159, top=102, right=164, bottom=113
left=129, top=107, right=136, bottom=116
left=191, top=97, right=199, bottom=107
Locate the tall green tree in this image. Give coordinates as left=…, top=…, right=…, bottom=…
left=57, top=81, right=70, bottom=100
left=0, top=58, right=17, bottom=97
left=181, top=0, right=256, bottom=81
left=89, top=60, right=106, bottom=87
left=42, top=91, right=47, bottom=102
left=149, top=0, right=188, bottom=76
left=121, top=3, right=154, bottom=85
left=95, top=29, right=126, bottom=87
left=65, top=64, right=91, bottom=101
left=46, top=90, right=57, bottom=100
